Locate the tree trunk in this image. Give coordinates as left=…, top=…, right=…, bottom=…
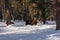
left=56, top=1, right=60, bottom=30
left=5, top=0, right=13, bottom=25
left=42, top=10, right=46, bottom=24
left=6, top=11, right=11, bottom=25
left=40, top=0, right=46, bottom=24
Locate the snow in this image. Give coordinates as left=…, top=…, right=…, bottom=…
left=0, top=21, right=60, bottom=40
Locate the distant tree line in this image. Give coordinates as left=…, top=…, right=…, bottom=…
left=0, top=0, right=56, bottom=25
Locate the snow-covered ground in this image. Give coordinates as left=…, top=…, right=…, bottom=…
left=0, top=21, right=60, bottom=40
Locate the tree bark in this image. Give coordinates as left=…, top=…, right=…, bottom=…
left=42, top=9, right=46, bottom=24
left=56, top=1, right=60, bottom=30
left=5, top=0, right=13, bottom=25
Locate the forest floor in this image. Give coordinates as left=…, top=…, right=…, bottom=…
left=0, top=21, right=60, bottom=40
